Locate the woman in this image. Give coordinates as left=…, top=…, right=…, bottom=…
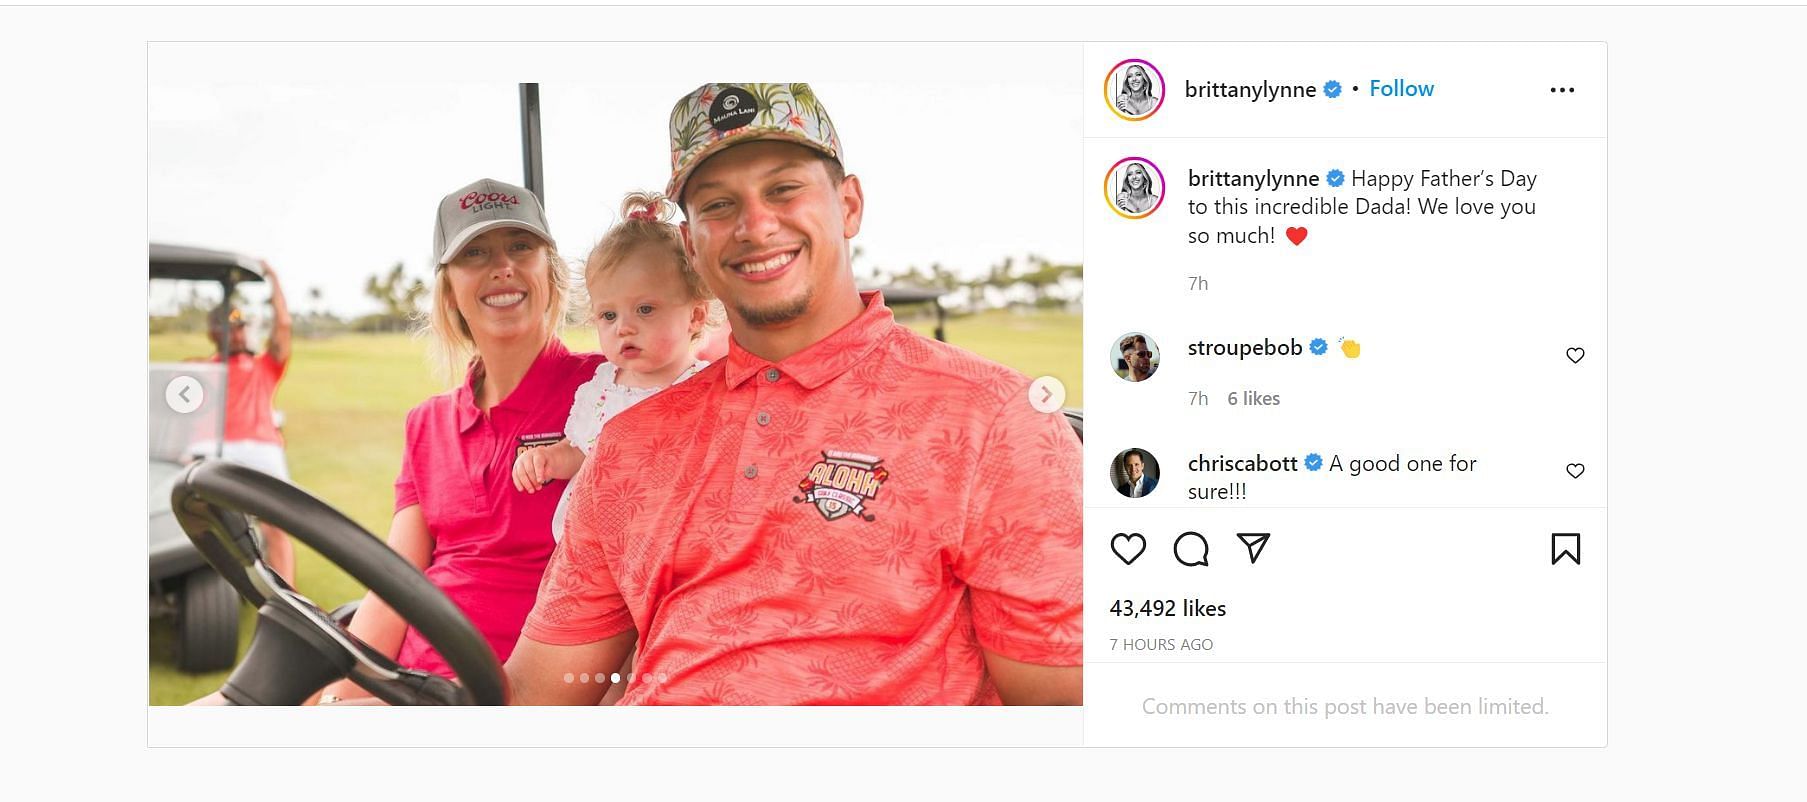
left=1115, top=64, right=1159, bottom=117
left=315, top=178, right=603, bottom=703
left=1116, top=161, right=1159, bottom=215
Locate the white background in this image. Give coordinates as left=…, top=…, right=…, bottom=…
left=5, top=2, right=1804, bottom=799
left=148, top=43, right=1082, bottom=317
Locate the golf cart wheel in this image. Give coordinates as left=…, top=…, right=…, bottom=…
left=176, top=568, right=240, bottom=672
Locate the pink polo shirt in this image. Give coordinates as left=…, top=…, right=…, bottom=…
left=393, top=339, right=604, bottom=678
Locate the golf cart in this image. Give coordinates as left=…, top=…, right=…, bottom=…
left=149, top=243, right=265, bottom=672
left=863, top=283, right=1082, bottom=438
left=148, top=242, right=502, bottom=702
left=873, top=284, right=951, bottom=342
left=174, top=460, right=507, bottom=704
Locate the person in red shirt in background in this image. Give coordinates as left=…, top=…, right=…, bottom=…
left=202, top=262, right=296, bottom=585
left=509, top=83, right=1083, bottom=705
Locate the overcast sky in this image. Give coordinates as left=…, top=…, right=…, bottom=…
left=150, top=43, right=1082, bottom=316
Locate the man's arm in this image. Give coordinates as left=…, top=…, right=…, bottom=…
left=262, top=260, right=292, bottom=364
left=506, top=630, right=637, bottom=705
left=957, top=387, right=1086, bottom=704
left=983, top=649, right=1082, bottom=705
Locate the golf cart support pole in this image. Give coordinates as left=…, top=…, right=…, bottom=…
left=211, top=282, right=235, bottom=457
left=519, top=83, right=543, bottom=202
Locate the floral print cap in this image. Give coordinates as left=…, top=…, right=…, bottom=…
left=667, top=82, right=843, bottom=202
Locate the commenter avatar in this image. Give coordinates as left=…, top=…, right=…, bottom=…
left=1114, top=332, right=1159, bottom=382
left=1114, top=448, right=1159, bottom=499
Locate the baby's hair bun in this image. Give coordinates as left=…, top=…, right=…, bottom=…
left=620, top=191, right=674, bottom=224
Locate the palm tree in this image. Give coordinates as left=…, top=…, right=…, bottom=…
left=364, top=262, right=426, bottom=331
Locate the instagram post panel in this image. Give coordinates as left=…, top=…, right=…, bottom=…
left=148, top=37, right=1608, bottom=752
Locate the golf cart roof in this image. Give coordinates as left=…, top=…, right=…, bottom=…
left=868, top=285, right=945, bottom=305
left=149, top=242, right=266, bottom=285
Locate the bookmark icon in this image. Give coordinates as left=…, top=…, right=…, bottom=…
left=1551, top=533, right=1581, bottom=565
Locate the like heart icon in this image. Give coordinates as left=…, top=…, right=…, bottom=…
left=1111, top=532, right=1147, bottom=566
left=1286, top=226, right=1308, bottom=245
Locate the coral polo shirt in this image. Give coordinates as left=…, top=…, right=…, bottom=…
left=524, top=292, right=1083, bottom=704
left=394, top=339, right=604, bottom=678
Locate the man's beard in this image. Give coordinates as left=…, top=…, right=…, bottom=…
left=734, top=287, right=813, bottom=328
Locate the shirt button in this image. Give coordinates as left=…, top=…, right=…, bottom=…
left=743, top=465, right=758, bottom=479
left=764, top=368, right=780, bottom=383
left=756, top=411, right=771, bottom=426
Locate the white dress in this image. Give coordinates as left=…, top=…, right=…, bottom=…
left=551, top=359, right=708, bottom=541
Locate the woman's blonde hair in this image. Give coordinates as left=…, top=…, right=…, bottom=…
left=582, top=191, right=724, bottom=338
left=420, top=232, right=574, bottom=386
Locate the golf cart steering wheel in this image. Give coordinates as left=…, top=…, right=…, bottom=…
left=171, top=460, right=507, bottom=705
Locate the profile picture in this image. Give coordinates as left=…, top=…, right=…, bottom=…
left=1112, top=448, right=1160, bottom=499
left=1113, top=332, right=1159, bottom=382
left=1105, top=59, right=1164, bottom=121
left=1105, top=157, right=1163, bottom=219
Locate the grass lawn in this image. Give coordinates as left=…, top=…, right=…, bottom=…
left=146, top=308, right=1080, bottom=705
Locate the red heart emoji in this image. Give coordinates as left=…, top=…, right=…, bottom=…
left=1286, top=226, right=1308, bottom=245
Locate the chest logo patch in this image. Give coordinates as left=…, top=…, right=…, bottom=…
left=794, top=450, right=888, bottom=522
left=516, top=431, right=564, bottom=458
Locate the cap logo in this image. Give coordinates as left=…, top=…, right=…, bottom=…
left=460, top=191, right=520, bottom=211
left=709, top=87, right=759, bottom=132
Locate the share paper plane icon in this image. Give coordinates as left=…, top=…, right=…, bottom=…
left=1237, top=533, right=1271, bottom=564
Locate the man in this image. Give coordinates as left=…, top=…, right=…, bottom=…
left=1119, top=334, right=1154, bottom=382
left=508, top=83, right=1083, bottom=705
left=1116, top=450, right=1156, bottom=498
left=198, top=263, right=296, bottom=584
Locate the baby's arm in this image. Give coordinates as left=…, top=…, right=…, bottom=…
left=511, top=439, right=587, bottom=494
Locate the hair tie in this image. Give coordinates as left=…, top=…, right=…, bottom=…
left=627, top=200, right=661, bottom=222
